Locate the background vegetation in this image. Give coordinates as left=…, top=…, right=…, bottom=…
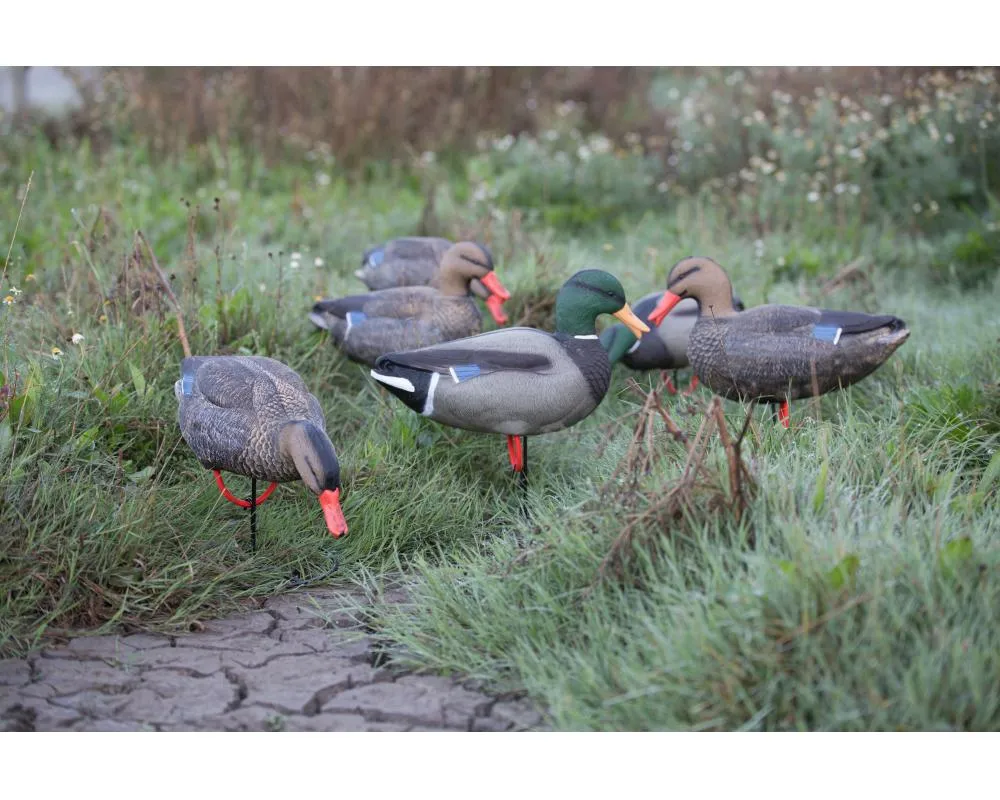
left=2, top=67, right=998, bottom=730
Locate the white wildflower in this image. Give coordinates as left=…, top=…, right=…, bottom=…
left=314, top=257, right=324, bottom=267
left=71, top=333, right=84, bottom=345
left=807, top=191, right=820, bottom=203
left=315, top=172, right=331, bottom=187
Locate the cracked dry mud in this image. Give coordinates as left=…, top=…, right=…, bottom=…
left=0, top=588, right=543, bottom=732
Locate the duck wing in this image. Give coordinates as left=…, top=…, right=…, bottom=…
left=183, top=356, right=314, bottom=413
left=381, top=347, right=550, bottom=378
left=361, top=287, right=441, bottom=319
left=375, top=328, right=551, bottom=381
left=311, top=295, right=369, bottom=320
left=730, top=305, right=899, bottom=338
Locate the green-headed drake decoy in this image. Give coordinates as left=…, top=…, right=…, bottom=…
left=310, top=242, right=512, bottom=367
left=175, top=355, right=348, bottom=550
left=600, top=290, right=745, bottom=395
left=355, top=238, right=509, bottom=324
left=369, top=269, right=650, bottom=488
left=647, top=257, right=910, bottom=427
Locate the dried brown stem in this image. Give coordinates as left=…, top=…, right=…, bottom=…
left=136, top=230, right=193, bottom=359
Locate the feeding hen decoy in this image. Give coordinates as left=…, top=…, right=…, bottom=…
left=369, top=269, right=650, bottom=489
left=646, top=256, right=910, bottom=427
left=600, top=289, right=745, bottom=395
left=310, top=242, right=511, bottom=367
left=175, top=356, right=348, bottom=550
left=355, top=238, right=508, bottom=324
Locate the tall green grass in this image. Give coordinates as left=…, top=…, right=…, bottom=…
left=1, top=125, right=999, bottom=729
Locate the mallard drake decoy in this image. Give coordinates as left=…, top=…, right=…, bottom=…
left=355, top=238, right=508, bottom=324
left=369, top=269, right=649, bottom=488
left=647, top=257, right=910, bottom=427
left=600, top=290, right=745, bottom=395
left=310, top=242, right=512, bottom=367
left=175, top=356, right=348, bottom=549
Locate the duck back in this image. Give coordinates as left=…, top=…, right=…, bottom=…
left=689, top=305, right=909, bottom=402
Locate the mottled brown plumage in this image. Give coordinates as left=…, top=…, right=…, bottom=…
left=648, top=257, right=910, bottom=406
left=311, top=242, right=510, bottom=367
left=175, top=356, right=347, bottom=537
left=355, top=237, right=455, bottom=290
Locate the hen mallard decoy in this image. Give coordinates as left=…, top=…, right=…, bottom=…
left=600, top=290, right=745, bottom=395
left=175, top=356, right=348, bottom=549
left=355, top=238, right=508, bottom=324
left=310, top=242, right=511, bottom=367
left=369, top=269, right=649, bottom=487
left=647, top=256, right=910, bottom=427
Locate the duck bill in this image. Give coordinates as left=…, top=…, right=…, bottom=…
left=480, top=271, right=511, bottom=302
left=319, top=488, right=348, bottom=538
left=647, top=291, right=683, bottom=327
left=612, top=304, right=651, bottom=339
left=485, top=295, right=509, bottom=325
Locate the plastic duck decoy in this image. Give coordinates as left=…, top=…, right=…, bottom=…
left=310, top=242, right=511, bottom=367
left=355, top=238, right=507, bottom=324
left=647, top=257, right=910, bottom=427
left=600, top=290, right=745, bottom=395
left=175, top=356, right=348, bottom=549
left=369, top=269, right=649, bottom=489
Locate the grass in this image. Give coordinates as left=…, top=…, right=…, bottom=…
left=1, top=125, right=999, bottom=730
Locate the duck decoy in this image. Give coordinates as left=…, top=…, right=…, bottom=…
left=600, top=290, right=745, bottom=395
left=355, top=238, right=508, bottom=324
left=175, top=356, right=348, bottom=550
left=646, top=257, right=910, bottom=427
left=310, top=242, right=512, bottom=367
left=368, top=269, right=650, bottom=490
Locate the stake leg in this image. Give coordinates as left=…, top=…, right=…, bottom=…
left=520, top=435, right=528, bottom=493
left=249, top=476, right=257, bottom=554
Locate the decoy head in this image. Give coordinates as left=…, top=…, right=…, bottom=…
left=648, top=257, right=736, bottom=326
left=278, top=421, right=348, bottom=538
left=556, top=269, right=650, bottom=338
left=436, top=242, right=511, bottom=324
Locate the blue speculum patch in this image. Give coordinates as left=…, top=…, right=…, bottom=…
left=812, top=324, right=843, bottom=345
left=450, top=364, right=481, bottom=382
left=181, top=373, right=195, bottom=396
left=368, top=249, right=385, bottom=268
left=347, top=311, right=368, bottom=325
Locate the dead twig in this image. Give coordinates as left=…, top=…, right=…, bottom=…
left=776, top=592, right=874, bottom=646
left=136, top=230, right=193, bottom=359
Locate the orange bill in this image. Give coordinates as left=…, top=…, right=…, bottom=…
left=612, top=303, right=651, bottom=339
left=480, top=271, right=511, bottom=302
left=648, top=291, right=683, bottom=327
left=319, top=488, right=348, bottom=538
left=485, top=295, right=509, bottom=325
